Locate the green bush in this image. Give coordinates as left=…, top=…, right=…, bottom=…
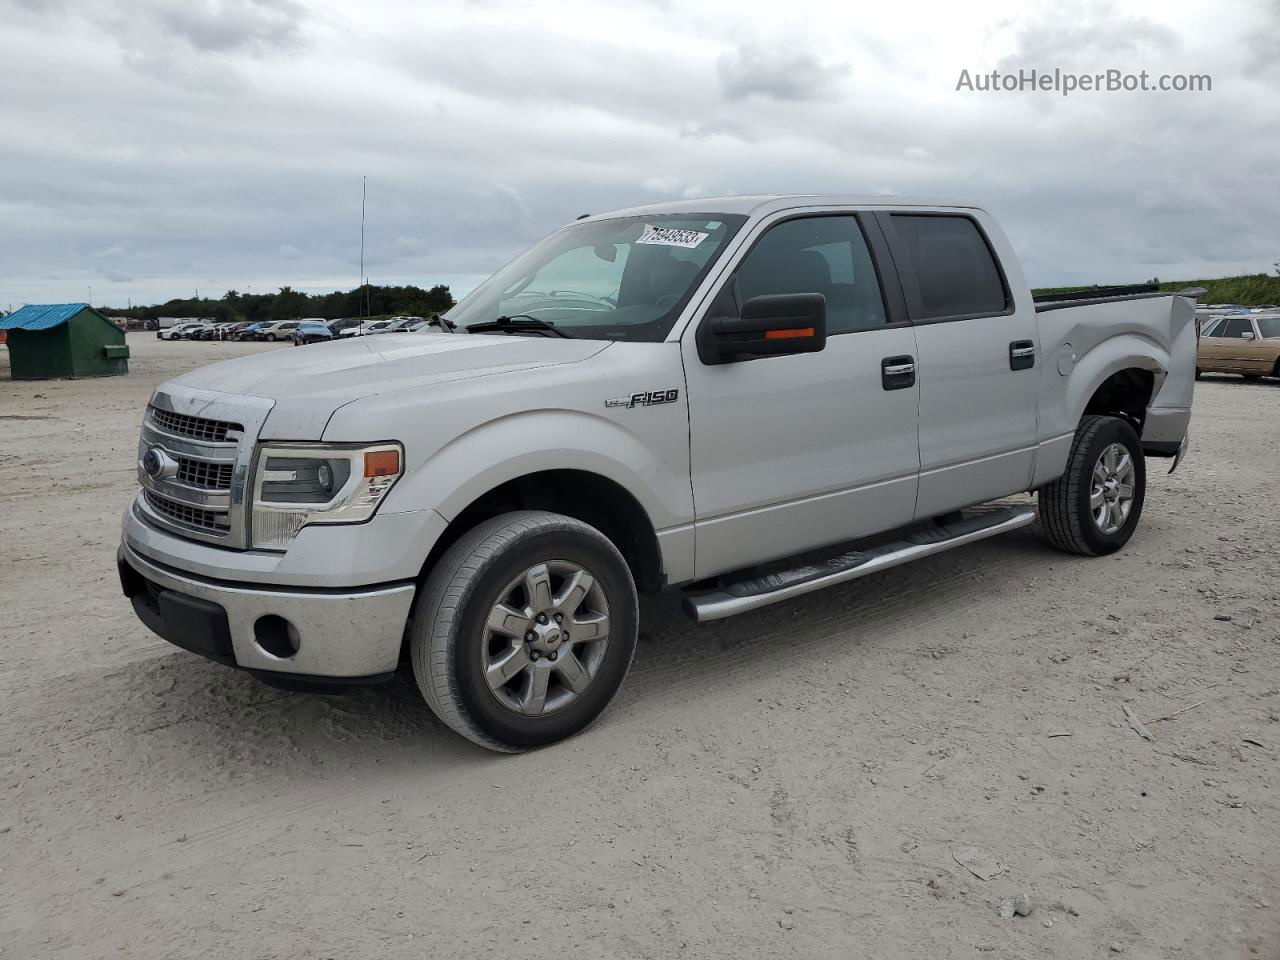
left=1033, top=273, right=1280, bottom=306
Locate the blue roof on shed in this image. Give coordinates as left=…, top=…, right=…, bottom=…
left=0, top=303, right=92, bottom=331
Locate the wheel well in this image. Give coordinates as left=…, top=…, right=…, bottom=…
left=1083, top=368, right=1155, bottom=431
left=419, top=470, right=665, bottom=594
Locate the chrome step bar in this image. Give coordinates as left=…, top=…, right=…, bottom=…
left=683, top=506, right=1037, bottom=622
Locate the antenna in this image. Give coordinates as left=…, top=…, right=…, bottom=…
left=360, top=176, right=367, bottom=318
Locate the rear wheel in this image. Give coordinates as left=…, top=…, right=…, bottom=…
left=1038, top=415, right=1146, bottom=556
left=410, top=511, right=638, bottom=752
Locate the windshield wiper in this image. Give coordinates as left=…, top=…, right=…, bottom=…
left=465, top=315, right=573, bottom=338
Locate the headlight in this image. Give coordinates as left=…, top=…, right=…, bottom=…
left=250, top=442, right=403, bottom=550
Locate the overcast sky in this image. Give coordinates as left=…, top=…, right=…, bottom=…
left=1, top=0, right=1276, bottom=309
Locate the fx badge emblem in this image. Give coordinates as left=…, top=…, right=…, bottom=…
left=605, top=389, right=679, bottom=409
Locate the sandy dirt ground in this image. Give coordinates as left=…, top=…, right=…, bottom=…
left=1, top=333, right=1277, bottom=960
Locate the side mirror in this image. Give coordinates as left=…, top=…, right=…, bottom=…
left=698, top=293, right=827, bottom=365
left=1241, top=331, right=1255, bottom=340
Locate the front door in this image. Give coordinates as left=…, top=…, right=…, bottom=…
left=681, top=213, right=921, bottom=580
left=877, top=211, right=1040, bottom=519
left=1199, top=315, right=1270, bottom=375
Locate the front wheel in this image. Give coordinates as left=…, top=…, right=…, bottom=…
left=410, top=511, right=638, bottom=752
left=1038, top=414, right=1146, bottom=556
left=267, top=333, right=277, bottom=341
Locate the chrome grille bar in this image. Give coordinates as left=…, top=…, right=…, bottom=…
left=134, top=388, right=274, bottom=548
left=148, top=406, right=243, bottom=443
left=176, top=457, right=235, bottom=490
left=144, top=490, right=232, bottom=535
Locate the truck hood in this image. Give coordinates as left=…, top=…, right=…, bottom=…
left=166, top=332, right=610, bottom=439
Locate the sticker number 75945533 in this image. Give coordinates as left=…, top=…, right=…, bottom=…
left=635, top=225, right=708, bottom=249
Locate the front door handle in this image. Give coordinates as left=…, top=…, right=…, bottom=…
left=882, top=355, right=916, bottom=390
left=1009, top=340, right=1035, bottom=371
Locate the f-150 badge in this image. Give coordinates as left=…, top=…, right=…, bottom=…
left=605, top=389, right=679, bottom=409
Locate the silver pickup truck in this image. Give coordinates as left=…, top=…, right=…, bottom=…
left=118, top=195, right=1196, bottom=751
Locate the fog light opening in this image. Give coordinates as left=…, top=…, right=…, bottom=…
left=253, top=615, right=300, bottom=659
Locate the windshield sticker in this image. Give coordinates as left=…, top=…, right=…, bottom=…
left=636, top=225, right=709, bottom=249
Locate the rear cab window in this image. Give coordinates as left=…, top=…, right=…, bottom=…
left=887, top=213, right=1011, bottom=321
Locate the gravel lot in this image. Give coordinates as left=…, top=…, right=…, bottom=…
left=2, top=334, right=1277, bottom=959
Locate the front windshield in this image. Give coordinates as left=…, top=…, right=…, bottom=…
left=446, top=213, right=747, bottom=341
left=1256, top=316, right=1280, bottom=338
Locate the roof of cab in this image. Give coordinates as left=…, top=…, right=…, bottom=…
left=578, top=194, right=981, bottom=222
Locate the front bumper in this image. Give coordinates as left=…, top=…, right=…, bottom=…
left=118, top=540, right=415, bottom=679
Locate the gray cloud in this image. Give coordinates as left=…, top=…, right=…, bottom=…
left=1243, top=0, right=1280, bottom=78
left=0, top=0, right=1273, bottom=309
left=145, top=0, right=306, bottom=53
left=717, top=43, right=851, bottom=101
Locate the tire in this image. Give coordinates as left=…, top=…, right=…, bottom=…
left=1243, top=374, right=1260, bottom=381
left=1194, top=368, right=1202, bottom=380
left=267, top=333, right=277, bottom=341
left=410, top=511, right=638, bottom=752
left=1038, top=414, right=1146, bottom=556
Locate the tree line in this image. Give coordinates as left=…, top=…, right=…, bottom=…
left=99, top=283, right=455, bottom=325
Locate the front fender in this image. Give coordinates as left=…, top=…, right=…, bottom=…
left=415, top=408, right=691, bottom=530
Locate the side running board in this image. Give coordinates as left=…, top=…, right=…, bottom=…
left=683, top=505, right=1036, bottom=622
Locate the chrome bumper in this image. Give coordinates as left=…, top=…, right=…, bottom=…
left=118, top=540, right=415, bottom=678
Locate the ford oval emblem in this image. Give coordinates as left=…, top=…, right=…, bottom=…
left=142, top=446, right=176, bottom=480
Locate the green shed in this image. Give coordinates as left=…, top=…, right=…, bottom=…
left=0, top=303, right=130, bottom=379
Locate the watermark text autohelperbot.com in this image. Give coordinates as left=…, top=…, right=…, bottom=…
left=956, top=68, right=1211, bottom=96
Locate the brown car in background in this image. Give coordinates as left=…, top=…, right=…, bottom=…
left=1197, top=313, right=1280, bottom=380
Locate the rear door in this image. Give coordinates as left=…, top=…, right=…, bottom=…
left=877, top=211, right=1039, bottom=519
left=681, top=211, right=921, bottom=579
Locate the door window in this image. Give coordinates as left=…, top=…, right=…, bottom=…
left=731, top=217, right=887, bottom=334
left=1217, top=316, right=1253, bottom=338
left=890, top=214, right=1009, bottom=319
left=1256, top=316, right=1280, bottom=338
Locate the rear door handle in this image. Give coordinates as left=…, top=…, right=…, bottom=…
left=1009, top=340, right=1035, bottom=371
left=881, top=355, right=916, bottom=390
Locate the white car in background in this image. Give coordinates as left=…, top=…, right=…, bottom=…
left=156, top=322, right=208, bottom=341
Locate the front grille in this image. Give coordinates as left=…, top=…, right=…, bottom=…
left=144, top=490, right=231, bottom=534
left=176, top=457, right=235, bottom=490
left=149, top=406, right=242, bottom=443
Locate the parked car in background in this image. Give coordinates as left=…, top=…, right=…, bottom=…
left=194, top=323, right=231, bottom=341
left=292, top=321, right=334, bottom=345
left=327, top=317, right=364, bottom=337
left=384, top=316, right=428, bottom=333
left=157, top=322, right=206, bottom=341
left=337, top=319, right=384, bottom=338
left=1197, top=313, right=1280, bottom=379
left=235, top=322, right=267, bottom=341
left=255, top=320, right=302, bottom=342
